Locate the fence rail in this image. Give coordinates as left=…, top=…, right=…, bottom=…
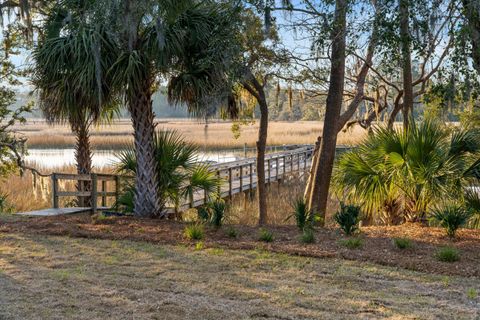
left=48, top=146, right=315, bottom=214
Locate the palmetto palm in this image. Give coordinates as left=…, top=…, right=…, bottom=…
left=115, top=130, right=221, bottom=214
left=333, top=121, right=480, bottom=224
left=32, top=0, right=236, bottom=217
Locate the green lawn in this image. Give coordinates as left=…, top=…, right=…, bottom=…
left=0, top=233, right=478, bottom=319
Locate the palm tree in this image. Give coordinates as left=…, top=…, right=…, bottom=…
left=333, top=121, right=480, bottom=224
left=115, top=130, right=221, bottom=215
left=33, top=0, right=237, bottom=217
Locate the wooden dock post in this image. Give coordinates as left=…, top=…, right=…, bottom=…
left=52, top=173, right=59, bottom=209
left=101, top=180, right=107, bottom=207
left=91, top=173, right=98, bottom=214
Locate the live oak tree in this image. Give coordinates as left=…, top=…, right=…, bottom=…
left=230, top=8, right=288, bottom=225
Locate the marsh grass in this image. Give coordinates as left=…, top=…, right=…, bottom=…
left=16, top=120, right=366, bottom=150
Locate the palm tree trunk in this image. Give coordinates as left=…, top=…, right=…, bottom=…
left=400, top=0, right=413, bottom=130
left=128, top=78, right=161, bottom=217
left=73, top=121, right=92, bottom=207
left=306, top=0, right=347, bottom=223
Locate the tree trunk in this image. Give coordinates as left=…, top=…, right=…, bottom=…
left=256, top=92, right=268, bottom=226
left=400, top=0, right=413, bottom=130
left=306, top=0, right=347, bottom=223
left=128, top=78, right=161, bottom=218
left=73, top=121, right=92, bottom=208
left=462, top=0, right=480, bottom=74
left=243, top=73, right=268, bottom=225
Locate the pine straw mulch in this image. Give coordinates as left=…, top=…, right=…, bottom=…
left=1, top=213, right=479, bottom=277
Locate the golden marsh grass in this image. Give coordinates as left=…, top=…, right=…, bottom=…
left=15, top=119, right=367, bottom=150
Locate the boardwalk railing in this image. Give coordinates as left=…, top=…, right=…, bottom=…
left=48, top=146, right=315, bottom=214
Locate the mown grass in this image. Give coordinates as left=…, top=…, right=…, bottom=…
left=0, top=233, right=478, bottom=319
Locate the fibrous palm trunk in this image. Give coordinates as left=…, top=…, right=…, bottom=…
left=128, top=78, right=161, bottom=218
left=73, top=121, right=92, bottom=208
left=306, top=0, right=347, bottom=223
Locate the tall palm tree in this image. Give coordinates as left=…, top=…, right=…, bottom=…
left=333, top=121, right=480, bottom=224
left=33, top=0, right=237, bottom=217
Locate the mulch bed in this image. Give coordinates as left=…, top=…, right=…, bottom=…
left=1, top=214, right=480, bottom=277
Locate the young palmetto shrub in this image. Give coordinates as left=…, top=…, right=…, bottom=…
left=392, top=237, right=412, bottom=249
left=430, top=205, right=470, bottom=238
left=258, top=228, right=274, bottom=242
left=333, top=120, right=480, bottom=223
left=435, top=246, right=460, bottom=262
left=287, top=197, right=313, bottom=230
left=334, top=203, right=361, bottom=235
left=300, top=228, right=315, bottom=244
left=196, top=198, right=226, bottom=227
left=338, top=238, right=363, bottom=249
left=464, top=188, right=480, bottom=228
left=225, top=226, right=238, bottom=238
left=184, top=224, right=204, bottom=241
left=114, top=130, right=221, bottom=215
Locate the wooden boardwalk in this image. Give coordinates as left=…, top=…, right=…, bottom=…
left=16, top=146, right=315, bottom=216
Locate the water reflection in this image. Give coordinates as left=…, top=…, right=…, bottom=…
left=25, top=149, right=242, bottom=169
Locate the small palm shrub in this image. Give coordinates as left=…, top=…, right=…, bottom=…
left=184, top=224, right=204, bottom=241
left=392, top=237, right=412, bottom=249
left=0, top=192, right=13, bottom=214
left=196, top=198, right=227, bottom=227
left=300, top=228, right=315, bottom=244
left=115, top=130, right=221, bottom=215
left=333, top=121, right=480, bottom=223
left=338, top=238, right=363, bottom=249
left=430, top=205, right=470, bottom=238
left=258, top=228, right=274, bottom=242
left=334, top=203, right=361, bottom=235
left=435, top=246, right=460, bottom=262
left=225, top=226, right=238, bottom=238
left=464, top=189, right=480, bottom=228
left=288, top=197, right=313, bottom=230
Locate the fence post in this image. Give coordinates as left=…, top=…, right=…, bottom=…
left=228, top=168, right=233, bottom=200
left=101, top=179, right=107, bottom=207
left=267, top=159, right=271, bottom=185
left=249, top=163, right=254, bottom=199
left=115, top=175, right=120, bottom=205
left=275, top=157, right=279, bottom=181
left=52, top=173, right=59, bottom=209
left=91, top=173, right=98, bottom=214
left=239, top=165, right=243, bottom=192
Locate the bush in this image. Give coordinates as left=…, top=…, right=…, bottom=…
left=196, top=198, right=226, bottom=227
left=0, top=192, right=13, bottom=214
left=288, top=197, right=313, bottom=230
left=300, top=228, right=315, bottom=244
left=435, top=246, right=460, bottom=262
left=225, top=226, right=238, bottom=238
left=430, top=205, right=470, bottom=238
left=258, top=228, right=274, bottom=242
left=184, top=224, right=204, bottom=241
left=338, top=238, right=363, bottom=249
left=209, top=199, right=226, bottom=227
left=392, top=237, right=412, bottom=249
left=334, top=203, right=361, bottom=235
